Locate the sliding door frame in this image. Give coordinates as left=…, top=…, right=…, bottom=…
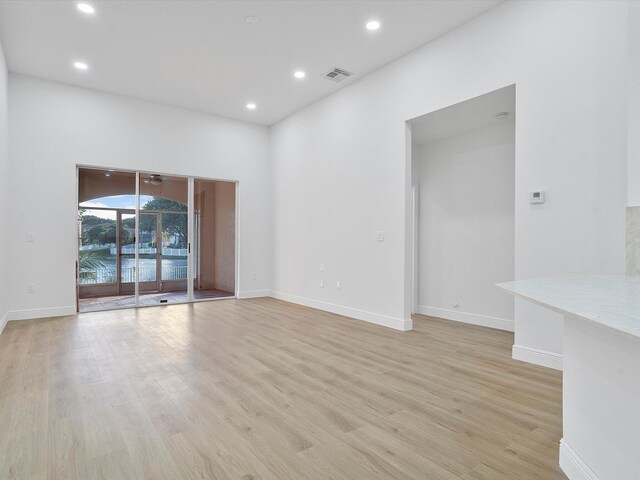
left=134, top=171, right=140, bottom=303
left=187, top=177, right=195, bottom=302
left=190, top=176, right=239, bottom=305
left=76, top=165, right=238, bottom=312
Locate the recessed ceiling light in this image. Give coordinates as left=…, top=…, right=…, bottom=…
left=366, top=20, right=381, bottom=31
left=77, top=3, right=95, bottom=14
left=73, top=61, right=89, bottom=71
left=246, top=103, right=257, bottom=110
left=294, top=71, right=306, bottom=79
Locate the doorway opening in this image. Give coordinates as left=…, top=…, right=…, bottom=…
left=407, top=85, right=516, bottom=331
left=77, top=167, right=236, bottom=312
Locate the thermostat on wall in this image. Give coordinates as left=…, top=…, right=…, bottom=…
left=530, top=190, right=545, bottom=204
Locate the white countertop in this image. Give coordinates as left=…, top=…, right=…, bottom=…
left=497, top=274, right=640, bottom=338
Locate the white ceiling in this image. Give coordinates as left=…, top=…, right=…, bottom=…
left=410, top=84, right=515, bottom=144
left=0, top=0, right=501, bottom=126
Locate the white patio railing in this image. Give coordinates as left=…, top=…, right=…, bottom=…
left=110, top=246, right=188, bottom=256
left=162, top=265, right=188, bottom=280
left=79, top=265, right=188, bottom=285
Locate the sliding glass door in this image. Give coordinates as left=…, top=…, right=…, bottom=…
left=77, top=167, right=236, bottom=312
left=78, top=169, right=137, bottom=311
left=138, top=173, right=189, bottom=304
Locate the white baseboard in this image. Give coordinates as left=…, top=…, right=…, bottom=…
left=416, top=305, right=514, bottom=332
left=7, top=306, right=77, bottom=321
left=270, top=291, right=412, bottom=331
left=0, top=311, right=7, bottom=335
left=559, top=438, right=601, bottom=480
left=237, top=290, right=271, bottom=299
left=512, top=344, right=563, bottom=370
left=2, top=293, right=413, bottom=333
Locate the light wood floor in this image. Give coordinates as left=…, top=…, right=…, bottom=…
left=0, top=298, right=566, bottom=479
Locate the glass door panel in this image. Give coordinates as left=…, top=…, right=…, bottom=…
left=77, top=168, right=136, bottom=312
left=138, top=212, right=159, bottom=300
left=139, top=173, right=189, bottom=304
left=117, top=212, right=136, bottom=308
left=161, top=212, right=188, bottom=285
left=78, top=208, right=118, bottom=297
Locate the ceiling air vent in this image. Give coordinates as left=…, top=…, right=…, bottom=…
left=322, top=67, right=353, bottom=83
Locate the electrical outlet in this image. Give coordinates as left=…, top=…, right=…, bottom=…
left=27, top=232, right=35, bottom=242
left=27, top=283, right=35, bottom=293
left=376, top=231, right=384, bottom=242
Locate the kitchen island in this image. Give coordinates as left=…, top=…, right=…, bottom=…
left=498, top=275, right=640, bottom=480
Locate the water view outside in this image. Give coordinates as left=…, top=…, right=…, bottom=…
left=79, top=256, right=188, bottom=284
left=79, top=195, right=188, bottom=285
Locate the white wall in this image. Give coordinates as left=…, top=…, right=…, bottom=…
left=415, top=121, right=515, bottom=331
left=0, top=39, right=8, bottom=332
left=629, top=1, right=640, bottom=207
left=270, top=1, right=628, bottom=359
left=7, top=74, right=271, bottom=319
